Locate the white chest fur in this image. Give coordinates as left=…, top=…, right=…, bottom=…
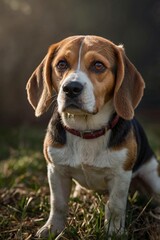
left=48, top=132, right=128, bottom=191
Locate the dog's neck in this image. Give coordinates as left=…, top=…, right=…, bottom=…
left=61, top=100, right=115, bottom=131
left=63, top=114, right=119, bottom=139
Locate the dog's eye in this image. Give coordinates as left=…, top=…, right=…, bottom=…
left=90, top=61, right=106, bottom=73
left=56, top=60, right=69, bottom=72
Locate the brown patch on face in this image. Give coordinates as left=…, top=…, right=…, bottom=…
left=112, top=129, right=137, bottom=171
left=43, top=131, right=64, bottom=163
left=93, top=70, right=115, bottom=111
left=51, top=37, right=85, bottom=92
left=82, top=36, right=116, bottom=65
left=80, top=37, right=116, bottom=112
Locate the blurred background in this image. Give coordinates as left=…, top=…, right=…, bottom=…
left=0, top=0, right=160, bottom=126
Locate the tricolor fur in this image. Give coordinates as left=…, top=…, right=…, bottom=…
left=26, top=35, right=160, bottom=238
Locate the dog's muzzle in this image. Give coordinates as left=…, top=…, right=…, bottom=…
left=59, top=81, right=84, bottom=113
left=63, top=81, right=83, bottom=99
left=58, top=71, right=96, bottom=114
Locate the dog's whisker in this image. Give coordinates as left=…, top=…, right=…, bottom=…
left=48, top=95, right=58, bottom=111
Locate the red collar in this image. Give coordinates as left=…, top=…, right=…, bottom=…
left=64, top=115, right=119, bottom=140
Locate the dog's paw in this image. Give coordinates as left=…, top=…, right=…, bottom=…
left=36, top=225, right=54, bottom=238
left=104, top=218, right=125, bottom=238
left=36, top=223, right=63, bottom=239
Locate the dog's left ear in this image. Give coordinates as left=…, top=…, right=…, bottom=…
left=114, top=46, right=145, bottom=120
left=26, top=44, right=58, bottom=117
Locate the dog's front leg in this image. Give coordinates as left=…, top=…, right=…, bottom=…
left=37, top=164, right=72, bottom=238
left=105, top=170, right=132, bottom=236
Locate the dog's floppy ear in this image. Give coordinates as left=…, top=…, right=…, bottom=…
left=26, top=45, right=57, bottom=117
left=114, top=46, right=145, bottom=120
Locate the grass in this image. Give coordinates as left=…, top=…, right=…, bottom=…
left=0, top=121, right=160, bottom=240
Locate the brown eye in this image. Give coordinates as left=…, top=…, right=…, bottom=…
left=56, top=60, right=69, bottom=72
left=90, top=61, right=106, bottom=73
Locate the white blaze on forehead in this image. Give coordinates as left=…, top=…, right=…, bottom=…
left=77, top=40, right=84, bottom=71
left=76, top=36, right=99, bottom=71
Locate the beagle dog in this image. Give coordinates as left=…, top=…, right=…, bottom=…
left=26, top=36, right=160, bottom=238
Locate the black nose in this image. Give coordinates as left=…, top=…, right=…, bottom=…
left=63, top=81, right=83, bottom=98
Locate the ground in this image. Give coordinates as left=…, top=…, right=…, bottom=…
left=0, top=120, right=160, bottom=240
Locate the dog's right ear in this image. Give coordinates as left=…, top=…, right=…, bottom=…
left=26, top=44, right=58, bottom=117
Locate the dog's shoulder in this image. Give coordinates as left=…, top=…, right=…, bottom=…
left=108, top=117, right=154, bottom=172
left=108, top=117, right=132, bottom=148
left=43, top=109, right=66, bottom=163
left=48, top=110, right=66, bottom=145
left=131, top=119, right=154, bottom=172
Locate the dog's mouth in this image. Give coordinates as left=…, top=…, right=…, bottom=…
left=64, top=105, right=91, bottom=115
left=62, top=101, right=97, bottom=116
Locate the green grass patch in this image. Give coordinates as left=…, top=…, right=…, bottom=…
left=0, top=123, right=160, bottom=239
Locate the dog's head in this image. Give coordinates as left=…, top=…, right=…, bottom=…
left=26, top=35, right=144, bottom=120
